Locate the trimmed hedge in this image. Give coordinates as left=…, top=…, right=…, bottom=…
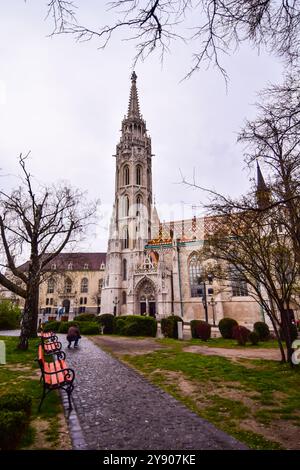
left=58, top=321, right=80, bottom=334
left=0, top=300, right=21, bottom=330
left=218, top=318, right=238, bottom=339
left=0, top=392, right=32, bottom=416
left=96, top=314, right=115, bottom=334
left=79, top=322, right=101, bottom=335
left=0, top=410, right=28, bottom=450
left=190, top=320, right=211, bottom=341
left=161, top=315, right=184, bottom=339
left=74, top=313, right=97, bottom=322
left=254, top=322, right=270, bottom=341
left=280, top=323, right=298, bottom=343
left=232, top=325, right=251, bottom=346
left=114, top=315, right=157, bottom=337
left=42, top=320, right=61, bottom=332
left=249, top=331, right=260, bottom=345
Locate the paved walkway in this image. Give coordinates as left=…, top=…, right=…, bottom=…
left=59, top=335, right=246, bottom=450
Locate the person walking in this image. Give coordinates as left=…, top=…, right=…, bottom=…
left=66, top=324, right=81, bottom=349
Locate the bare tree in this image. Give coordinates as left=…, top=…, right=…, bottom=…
left=44, top=1, right=300, bottom=79
left=0, top=154, right=98, bottom=349
left=202, top=201, right=300, bottom=364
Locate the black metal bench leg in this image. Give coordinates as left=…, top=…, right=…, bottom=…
left=38, top=386, right=46, bottom=412
left=66, top=386, right=73, bottom=411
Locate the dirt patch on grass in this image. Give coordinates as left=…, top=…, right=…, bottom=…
left=240, top=418, right=300, bottom=450
left=24, top=413, right=72, bottom=450
left=91, top=336, right=166, bottom=356
left=183, top=345, right=281, bottom=361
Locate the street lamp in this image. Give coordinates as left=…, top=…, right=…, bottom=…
left=198, top=274, right=213, bottom=323
left=209, top=296, right=216, bottom=326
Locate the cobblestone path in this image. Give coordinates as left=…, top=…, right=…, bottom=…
left=61, top=335, right=247, bottom=450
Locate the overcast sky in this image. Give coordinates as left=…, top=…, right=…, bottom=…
left=0, top=1, right=284, bottom=252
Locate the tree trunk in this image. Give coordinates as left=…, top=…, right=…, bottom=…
left=280, top=309, right=293, bottom=366
left=18, top=277, right=40, bottom=350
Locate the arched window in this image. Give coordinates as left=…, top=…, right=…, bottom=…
left=136, top=195, right=142, bottom=216
left=81, top=277, right=89, bottom=293
left=189, top=255, right=203, bottom=297
left=125, top=196, right=129, bottom=216
left=123, top=259, right=127, bottom=280
left=122, top=291, right=127, bottom=305
left=123, top=165, right=130, bottom=185
left=47, top=278, right=55, bottom=294
left=136, top=165, right=142, bottom=185
left=122, top=227, right=129, bottom=249
left=65, top=277, right=72, bottom=294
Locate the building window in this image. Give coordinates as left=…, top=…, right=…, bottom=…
left=230, top=267, right=248, bottom=297
left=46, top=298, right=49, bottom=305
left=123, top=165, right=130, bottom=185
left=79, top=306, right=86, bottom=313
left=98, top=279, right=103, bottom=292
left=68, top=262, right=73, bottom=270
left=84, top=263, right=89, bottom=270
left=80, top=297, right=87, bottom=305
left=136, top=165, right=142, bottom=185
left=123, top=259, right=127, bottom=280
left=51, top=263, right=56, bottom=270
left=65, top=278, right=72, bottom=294
left=81, top=278, right=89, bottom=293
left=125, top=196, right=129, bottom=216
left=122, top=227, right=129, bottom=249
left=136, top=195, right=142, bottom=216
left=45, top=307, right=52, bottom=314
left=100, top=262, right=105, bottom=270
left=47, top=278, right=55, bottom=294
left=189, top=254, right=203, bottom=298
left=122, top=291, right=127, bottom=305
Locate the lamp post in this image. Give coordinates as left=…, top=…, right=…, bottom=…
left=209, top=296, right=216, bottom=326
left=198, top=274, right=213, bottom=323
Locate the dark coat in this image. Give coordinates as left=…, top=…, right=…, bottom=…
left=67, top=325, right=81, bottom=341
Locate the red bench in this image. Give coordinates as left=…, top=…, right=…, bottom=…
left=37, top=344, right=75, bottom=411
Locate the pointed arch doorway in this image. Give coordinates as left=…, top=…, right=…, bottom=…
left=136, top=279, right=157, bottom=317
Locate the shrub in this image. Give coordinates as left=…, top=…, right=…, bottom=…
left=0, top=301, right=21, bottom=330
left=280, top=324, right=298, bottom=343
left=0, top=410, right=28, bottom=449
left=58, top=321, right=80, bottom=334
left=96, top=314, right=115, bottom=334
left=161, top=315, right=184, bottom=339
left=254, top=322, right=270, bottom=341
left=249, top=331, right=260, bottom=346
left=114, top=315, right=157, bottom=337
left=0, top=392, right=32, bottom=417
left=218, top=318, right=238, bottom=339
left=79, top=322, right=101, bottom=335
left=42, top=320, right=61, bottom=332
left=232, top=325, right=251, bottom=346
left=190, top=320, right=211, bottom=341
left=74, top=313, right=97, bottom=322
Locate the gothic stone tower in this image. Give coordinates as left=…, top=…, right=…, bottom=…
left=101, top=72, right=153, bottom=315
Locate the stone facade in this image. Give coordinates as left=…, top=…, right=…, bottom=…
left=100, top=72, right=272, bottom=329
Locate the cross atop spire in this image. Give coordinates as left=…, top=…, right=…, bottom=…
left=127, top=71, right=141, bottom=119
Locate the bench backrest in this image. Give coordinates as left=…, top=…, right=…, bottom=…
left=38, top=344, right=45, bottom=365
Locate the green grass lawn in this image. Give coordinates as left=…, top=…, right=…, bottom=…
left=0, top=335, right=65, bottom=449
left=117, top=338, right=300, bottom=450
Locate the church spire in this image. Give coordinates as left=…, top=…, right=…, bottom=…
left=256, top=161, right=270, bottom=209
left=127, top=71, right=141, bottom=119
